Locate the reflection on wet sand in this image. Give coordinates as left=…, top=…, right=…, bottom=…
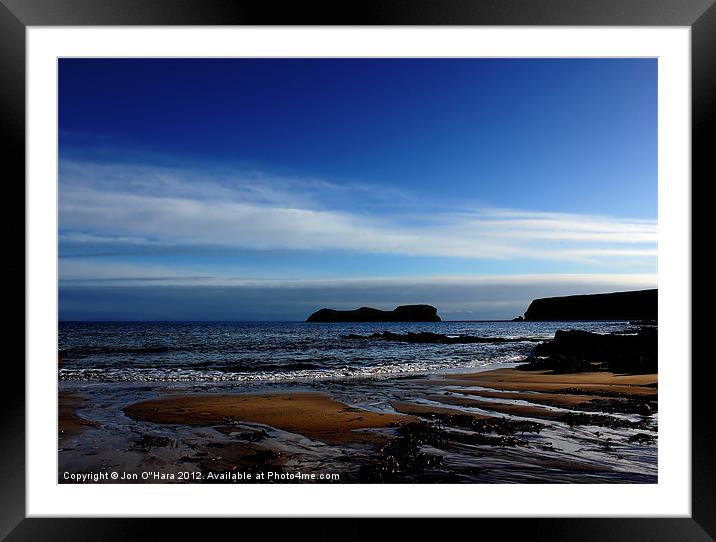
left=59, top=364, right=657, bottom=483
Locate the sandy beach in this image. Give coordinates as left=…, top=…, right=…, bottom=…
left=59, top=361, right=658, bottom=483
left=124, top=392, right=414, bottom=444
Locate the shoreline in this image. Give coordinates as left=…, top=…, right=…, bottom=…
left=59, top=364, right=658, bottom=483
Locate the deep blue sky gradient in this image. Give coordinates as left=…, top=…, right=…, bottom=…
left=60, top=58, right=656, bottom=217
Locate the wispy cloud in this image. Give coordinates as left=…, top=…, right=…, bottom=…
left=59, top=160, right=414, bottom=211
left=59, top=160, right=657, bottom=267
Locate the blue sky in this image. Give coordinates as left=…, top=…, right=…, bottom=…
left=58, top=58, right=657, bottom=320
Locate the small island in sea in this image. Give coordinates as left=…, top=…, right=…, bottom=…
left=59, top=289, right=658, bottom=484
left=307, top=304, right=441, bottom=322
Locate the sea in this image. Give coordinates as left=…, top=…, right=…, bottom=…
left=59, top=320, right=633, bottom=384
left=58, top=320, right=657, bottom=483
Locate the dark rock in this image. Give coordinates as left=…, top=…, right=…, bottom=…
left=358, top=425, right=446, bottom=483
left=556, top=412, right=652, bottom=430
left=131, top=434, right=175, bottom=452
left=518, top=327, right=657, bottom=374
left=523, top=289, right=657, bottom=321
left=409, top=411, right=544, bottom=436
left=581, top=398, right=656, bottom=416
left=629, top=319, right=657, bottom=326
left=357, top=416, right=545, bottom=482
left=306, top=304, right=441, bottom=323
left=628, top=433, right=658, bottom=445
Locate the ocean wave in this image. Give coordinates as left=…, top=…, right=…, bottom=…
left=191, top=361, right=320, bottom=372
left=57, top=354, right=527, bottom=383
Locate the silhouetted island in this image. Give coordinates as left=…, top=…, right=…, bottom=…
left=306, top=304, right=441, bottom=323
left=523, top=289, right=657, bottom=321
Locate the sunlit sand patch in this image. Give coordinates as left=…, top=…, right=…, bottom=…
left=389, top=400, right=493, bottom=419
left=428, top=368, right=657, bottom=398
left=124, top=392, right=415, bottom=445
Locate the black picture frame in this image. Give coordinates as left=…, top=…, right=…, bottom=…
left=6, top=0, right=714, bottom=539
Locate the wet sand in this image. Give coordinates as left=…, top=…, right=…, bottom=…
left=59, top=366, right=658, bottom=483
left=450, top=368, right=657, bottom=387
left=123, top=391, right=415, bottom=444
left=390, top=400, right=492, bottom=419
left=455, top=389, right=601, bottom=407
left=58, top=392, right=94, bottom=443
left=427, top=368, right=657, bottom=398
left=121, top=367, right=657, bottom=453
left=426, top=394, right=565, bottom=420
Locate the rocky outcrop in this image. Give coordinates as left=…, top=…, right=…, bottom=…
left=306, top=304, right=441, bottom=323
left=523, top=289, right=657, bottom=321
left=518, top=327, right=657, bottom=374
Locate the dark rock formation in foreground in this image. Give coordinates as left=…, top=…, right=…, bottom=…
left=523, top=289, right=657, bottom=321
left=306, top=304, right=441, bottom=323
left=343, top=331, right=542, bottom=344
left=518, top=327, right=657, bottom=374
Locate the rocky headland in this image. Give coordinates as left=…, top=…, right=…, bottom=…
left=523, top=289, right=657, bottom=321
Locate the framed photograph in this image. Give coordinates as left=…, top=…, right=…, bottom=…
left=8, top=0, right=714, bottom=538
